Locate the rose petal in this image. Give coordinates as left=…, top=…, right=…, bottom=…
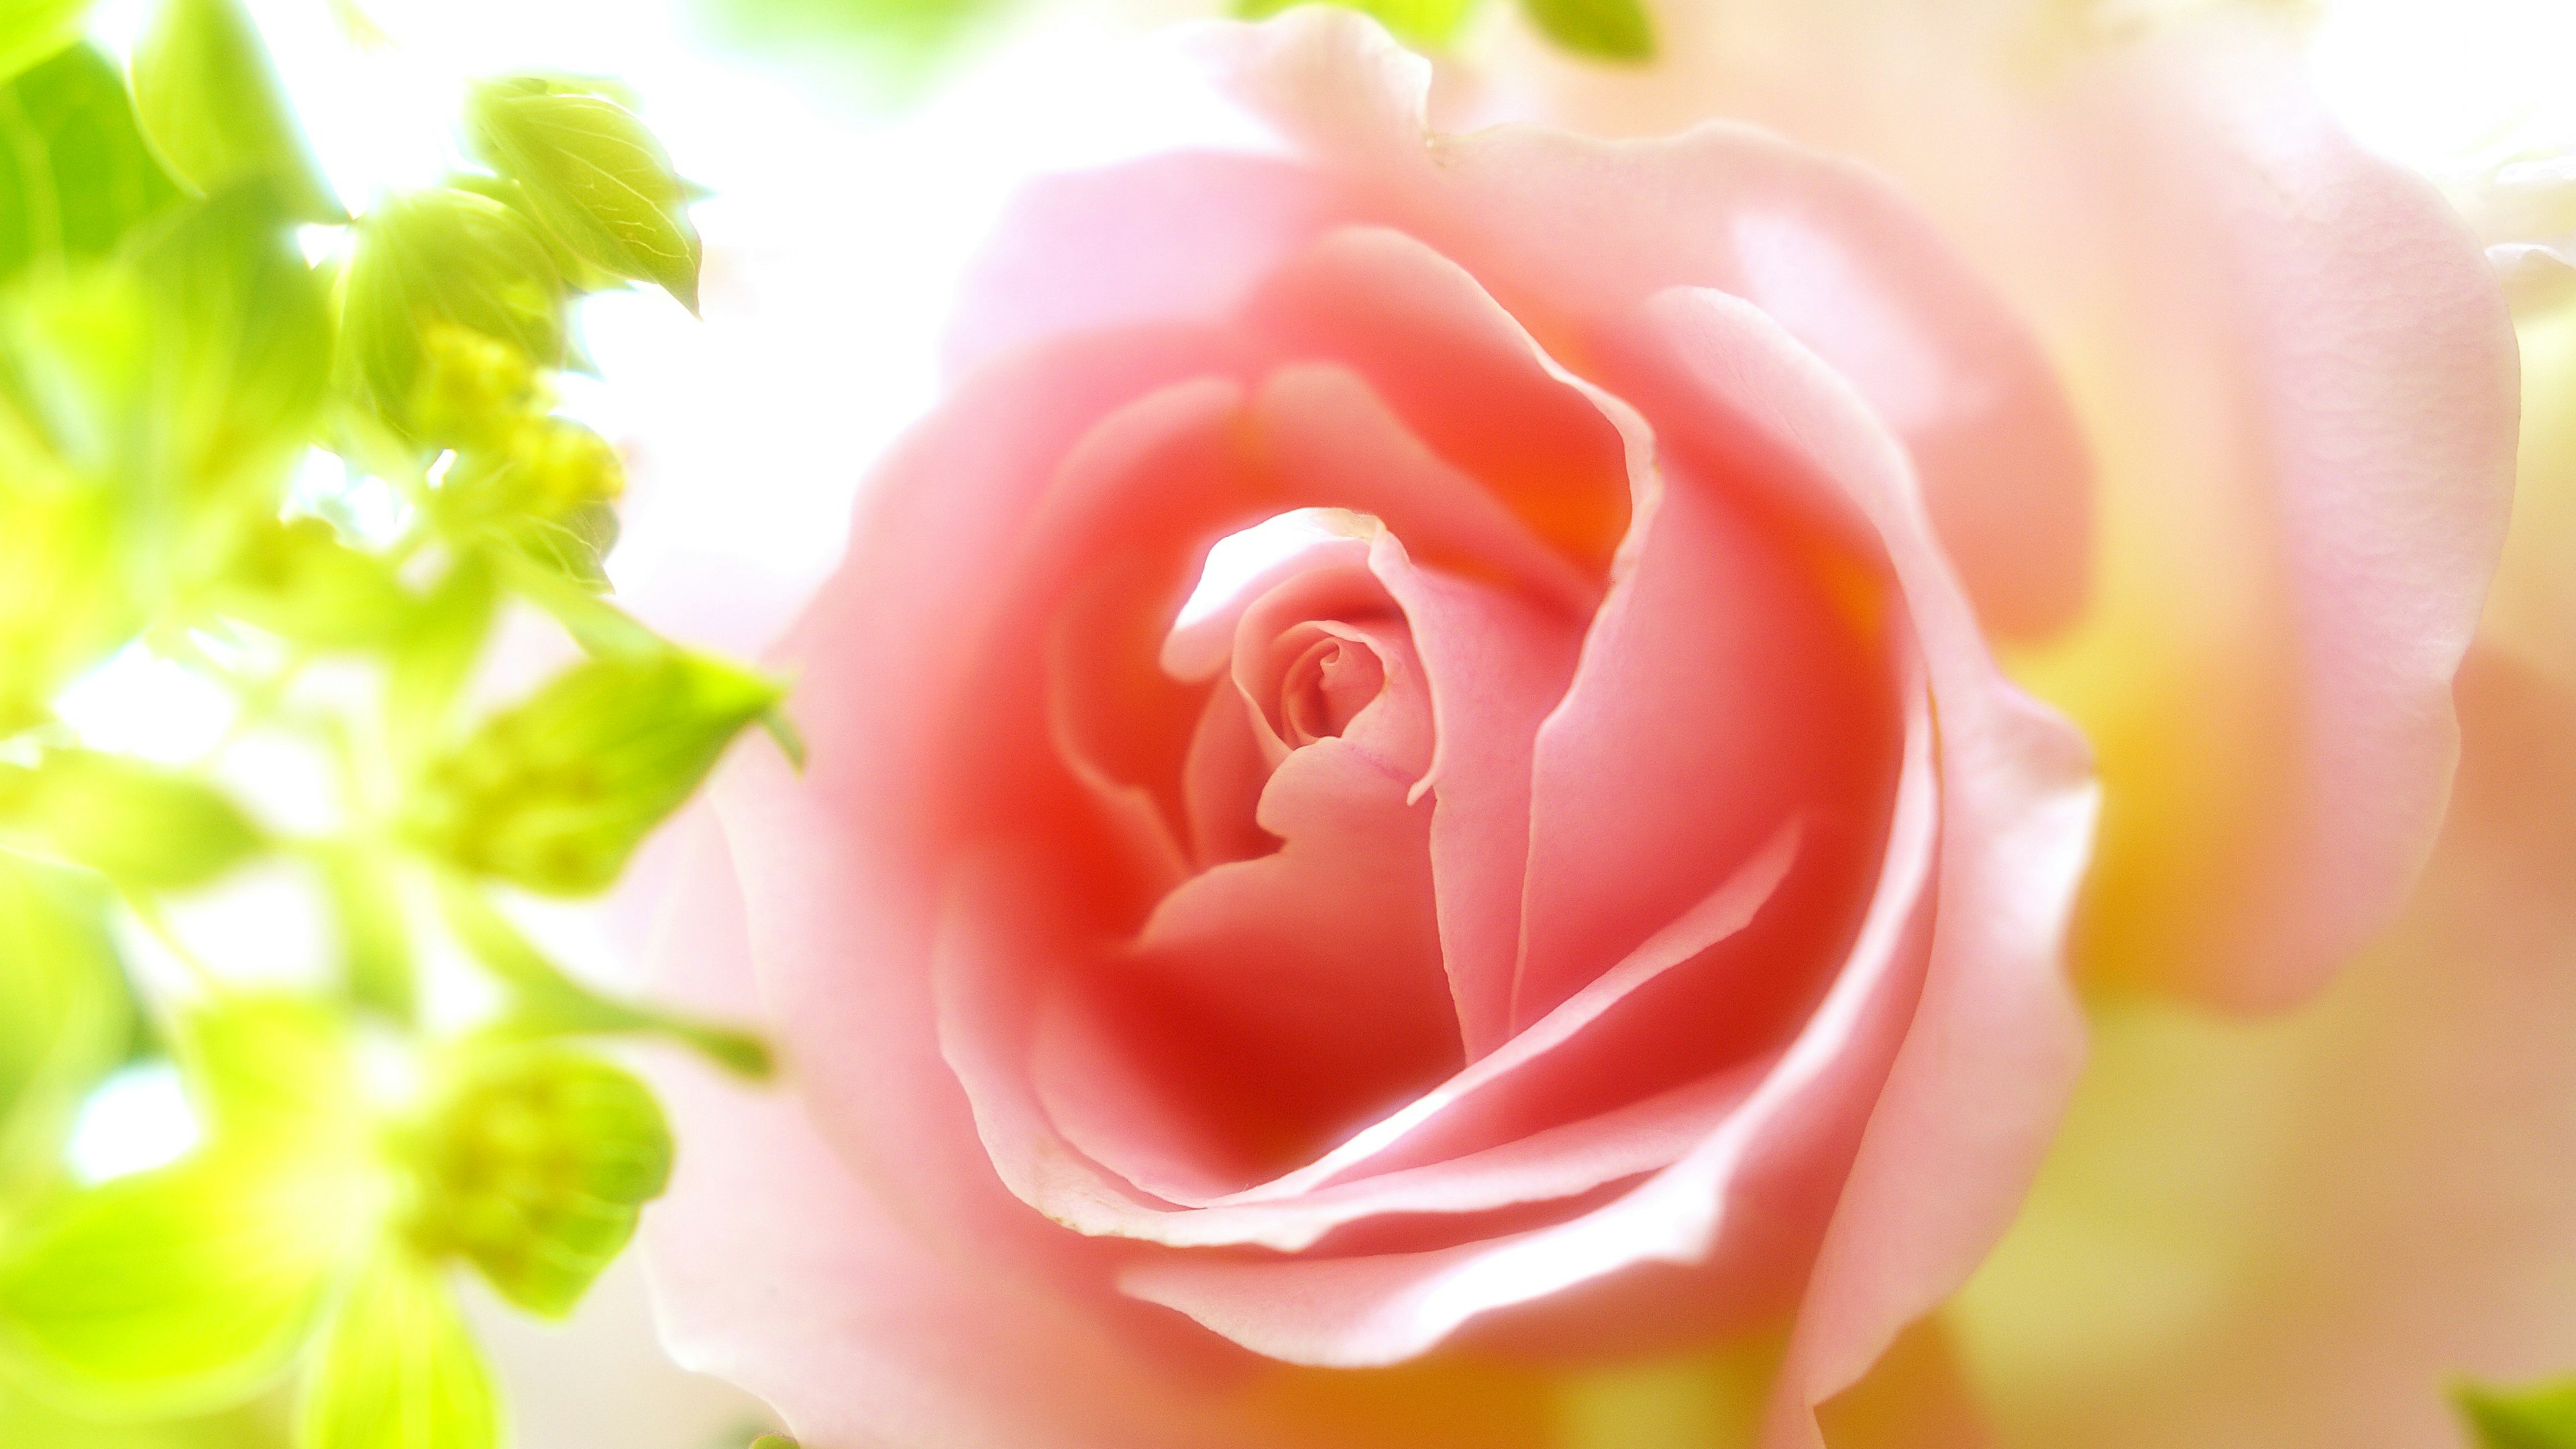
left=1949, top=651, right=2576, bottom=1449
left=1193, top=7, right=2094, bottom=637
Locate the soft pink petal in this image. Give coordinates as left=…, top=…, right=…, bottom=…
left=1118, top=710, right=1940, bottom=1366
left=1566, top=285, right=2092, bottom=1449
left=1365, top=531, right=1586, bottom=1057
left=1511, top=428, right=1901, bottom=1034
left=1234, top=225, right=1633, bottom=581
left=1194, top=7, right=2094, bottom=637
left=919, top=815, right=1792, bottom=1265
left=638, top=813, right=1266, bottom=1449
left=1509, top=3, right=2515, bottom=1013
left=944, top=152, right=1347, bottom=382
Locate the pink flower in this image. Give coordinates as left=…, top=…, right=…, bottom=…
left=641, top=10, right=2514, bottom=1447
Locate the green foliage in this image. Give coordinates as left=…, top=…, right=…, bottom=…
left=128, top=0, right=341, bottom=221
left=1234, top=0, right=1478, bottom=48
left=408, top=650, right=780, bottom=895
left=127, top=182, right=335, bottom=504
left=1519, top=0, right=1652, bottom=61
left=0, top=1148, right=371, bottom=1419
left=339, top=189, right=566, bottom=438
left=0, top=7, right=773, bottom=1444
left=466, top=75, right=703, bottom=312
left=0, top=44, right=181, bottom=282
left=0, top=0, right=91, bottom=88
left=401, top=1042, right=669, bottom=1317
left=0, top=856, right=129, bottom=1198
left=316, top=846, right=415, bottom=1023
left=688, top=0, right=1020, bottom=104
left=210, top=518, right=414, bottom=649
left=2461, top=1377, right=2576, bottom=1448
left=435, top=879, right=771, bottom=1076
left=297, top=1250, right=498, bottom=1449
left=0, top=749, right=263, bottom=889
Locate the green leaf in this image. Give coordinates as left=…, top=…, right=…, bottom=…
left=212, top=517, right=414, bottom=649
left=407, top=650, right=780, bottom=895
left=0, top=44, right=183, bottom=285
left=687, top=0, right=1016, bottom=105
left=384, top=551, right=496, bottom=770
left=2461, top=1377, right=2576, bottom=1448
left=0, top=853, right=130, bottom=1201
left=128, top=182, right=335, bottom=504
left=0, top=1373, right=282, bottom=1448
left=0, top=483, right=135, bottom=737
left=0, top=749, right=264, bottom=889
left=1519, top=0, right=1652, bottom=62
left=0, top=1150, right=368, bottom=1417
left=0, top=0, right=90, bottom=88
left=174, top=994, right=368, bottom=1152
left=317, top=845, right=415, bottom=1022
left=464, top=75, right=702, bottom=311
left=298, top=1248, right=498, bottom=1449
left=338, top=188, right=565, bottom=439
left=402, top=1040, right=669, bottom=1317
left=1235, top=0, right=1478, bottom=48
left=128, top=0, right=341, bottom=221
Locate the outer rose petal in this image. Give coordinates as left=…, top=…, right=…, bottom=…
left=1950, top=651, right=2576, bottom=1448
left=954, top=12, right=2092, bottom=636
left=1591, top=288, right=2093, bottom=1448
left=1497, top=2, right=2518, bottom=1011
left=638, top=812, right=1256, bottom=1449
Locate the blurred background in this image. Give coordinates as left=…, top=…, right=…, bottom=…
left=4, top=0, right=2575, bottom=1446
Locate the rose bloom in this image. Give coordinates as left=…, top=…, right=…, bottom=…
left=640, top=7, right=2518, bottom=1448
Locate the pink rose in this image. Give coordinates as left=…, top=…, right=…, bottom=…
left=641, top=9, right=2514, bottom=1448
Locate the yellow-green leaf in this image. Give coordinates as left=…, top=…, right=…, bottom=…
left=407, top=651, right=779, bottom=895
left=465, top=75, right=702, bottom=311
left=0, top=749, right=263, bottom=889
left=0, top=1150, right=365, bottom=1417
left=339, top=188, right=564, bottom=439
left=0, top=0, right=91, bottom=87
left=174, top=994, right=368, bottom=1152
left=0, top=853, right=129, bottom=1199
left=213, top=517, right=413, bottom=649
left=298, top=1249, right=498, bottom=1449
left=2462, top=1377, right=2576, bottom=1448
left=128, top=183, right=335, bottom=503
left=1235, top=0, right=1477, bottom=48
left=1520, top=0, right=1652, bottom=62
left=0, top=44, right=183, bottom=283
left=317, top=844, right=415, bottom=1023
left=128, top=0, right=341, bottom=221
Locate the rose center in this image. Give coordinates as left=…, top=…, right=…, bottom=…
left=1278, top=630, right=1386, bottom=747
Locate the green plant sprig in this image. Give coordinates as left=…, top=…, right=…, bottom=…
left=0, top=4, right=778, bottom=1446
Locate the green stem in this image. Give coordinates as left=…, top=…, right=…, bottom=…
left=431, top=871, right=770, bottom=1078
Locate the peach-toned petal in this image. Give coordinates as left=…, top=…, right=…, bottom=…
left=1118, top=709, right=1940, bottom=1366
left=1196, top=7, right=2094, bottom=638
left=1573, top=288, right=2090, bottom=1448
left=1509, top=3, right=2515, bottom=1014
left=1511, top=441, right=1898, bottom=1034
left=1365, top=532, right=1585, bottom=1057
